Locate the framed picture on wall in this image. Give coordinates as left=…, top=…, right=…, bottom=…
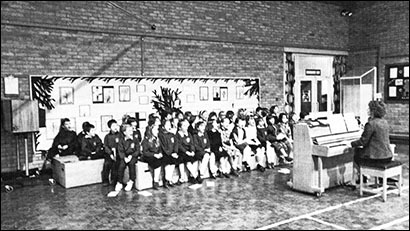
left=213, top=86, right=221, bottom=101
left=385, top=63, right=409, bottom=102
left=136, top=84, right=146, bottom=93
left=103, top=86, right=115, bottom=103
left=139, top=96, right=150, bottom=105
left=92, top=86, right=104, bottom=103
left=199, top=87, right=208, bottom=101
left=79, top=105, right=90, bottom=117
left=236, top=86, right=245, bottom=99
left=220, top=87, right=228, bottom=101
left=46, top=119, right=60, bottom=140
left=119, top=85, right=131, bottom=102
left=101, top=115, right=113, bottom=132
left=60, top=87, right=74, bottom=105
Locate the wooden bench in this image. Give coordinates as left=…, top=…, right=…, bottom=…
left=52, top=155, right=104, bottom=188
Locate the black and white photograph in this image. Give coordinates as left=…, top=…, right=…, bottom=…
left=1, top=1, right=408, bottom=230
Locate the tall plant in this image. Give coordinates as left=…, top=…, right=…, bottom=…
left=152, top=87, right=183, bottom=119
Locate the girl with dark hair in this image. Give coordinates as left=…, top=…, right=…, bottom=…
left=47, top=118, right=78, bottom=159
left=141, top=125, right=165, bottom=190
left=269, top=105, right=279, bottom=123
left=194, top=121, right=218, bottom=182
left=245, top=115, right=266, bottom=172
left=230, top=117, right=252, bottom=172
left=277, top=113, right=294, bottom=160
left=207, top=119, right=231, bottom=178
left=176, top=119, right=199, bottom=184
left=266, top=115, right=293, bottom=165
left=159, top=119, right=183, bottom=187
left=116, top=124, right=140, bottom=192
left=220, top=118, right=240, bottom=176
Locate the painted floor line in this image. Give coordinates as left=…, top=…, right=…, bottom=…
left=368, top=215, right=409, bottom=230
left=256, top=185, right=409, bottom=230
left=306, top=216, right=347, bottom=230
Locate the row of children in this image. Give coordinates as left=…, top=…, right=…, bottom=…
left=47, top=105, right=300, bottom=192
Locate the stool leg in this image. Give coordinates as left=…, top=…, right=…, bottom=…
left=398, top=169, right=402, bottom=197
left=382, top=173, right=387, bottom=202
left=359, top=167, right=363, bottom=196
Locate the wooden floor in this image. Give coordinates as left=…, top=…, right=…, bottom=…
left=1, top=144, right=409, bottom=230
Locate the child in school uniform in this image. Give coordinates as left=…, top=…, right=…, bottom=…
left=245, top=115, right=266, bottom=172
left=47, top=118, right=79, bottom=159
left=127, top=117, right=142, bottom=143
left=194, top=121, right=218, bottom=182
left=159, top=119, right=183, bottom=187
left=115, top=124, right=140, bottom=192
left=207, top=119, right=231, bottom=178
left=220, top=117, right=240, bottom=176
left=102, top=119, right=121, bottom=186
left=176, top=119, right=200, bottom=184
left=231, top=117, right=253, bottom=172
left=141, top=125, right=166, bottom=190
left=78, top=123, right=105, bottom=160
left=256, top=118, right=275, bottom=169
left=266, top=115, right=292, bottom=165
left=277, top=113, right=294, bottom=160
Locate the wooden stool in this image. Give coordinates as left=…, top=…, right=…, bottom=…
left=359, top=160, right=402, bottom=202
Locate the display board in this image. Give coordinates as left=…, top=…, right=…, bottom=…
left=385, top=63, right=409, bottom=103
left=31, top=76, right=259, bottom=151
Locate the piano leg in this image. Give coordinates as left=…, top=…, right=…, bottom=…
left=317, top=157, right=324, bottom=196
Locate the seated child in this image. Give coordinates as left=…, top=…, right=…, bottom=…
left=266, top=115, right=292, bottom=164
left=115, top=124, right=140, bottom=192
left=47, top=118, right=78, bottom=159
left=256, top=118, right=275, bottom=169
left=176, top=119, right=200, bottom=184
left=141, top=125, right=166, bottom=190
left=245, top=115, right=266, bottom=172
left=230, top=117, right=253, bottom=172
left=102, top=119, right=121, bottom=186
left=277, top=113, right=294, bottom=160
left=78, top=123, right=104, bottom=160
left=207, top=119, right=231, bottom=178
left=193, top=121, right=218, bottom=182
left=159, top=119, right=184, bottom=186
left=220, top=118, right=240, bottom=176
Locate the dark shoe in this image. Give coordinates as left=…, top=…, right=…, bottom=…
left=285, top=156, right=293, bottom=162
left=231, top=170, right=239, bottom=177
left=223, top=173, right=230, bottom=178
left=152, top=182, right=159, bottom=190
left=217, top=172, right=224, bottom=178
left=210, top=174, right=217, bottom=179
left=102, top=181, right=110, bottom=187
left=257, top=165, right=265, bottom=172
left=270, top=163, right=275, bottom=169
left=189, top=177, right=197, bottom=184
left=266, top=164, right=272, bottom=169
left=167, top=181, right=175, bottom=187
left=175, top=181, right=183, bottom=186
left=163, top=182, right=169, bottom=189
left=196, top=176, right=203, bottom=184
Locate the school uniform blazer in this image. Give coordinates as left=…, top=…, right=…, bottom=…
left=277, top=122, right=292, bottom=139
left=80, top=135, right=104, bottom=157
left=256, top=127, right=268, bottom=147
left=193, top=133, right=211, bottom=155
left=51, top=129, right=79, bottom=155
left=230, top=126, right=247, bottom=145
left=159, top=131, right=178, bottom=156
left=351, top=118, right=393, bottom=160
left=141, top=138, right=161, bottom=158
left=176, top=131, right=195, bottom=154
left=266, top=124, right=279, bottom=143
left=207, top=129, right=223, bottom=152
left=118, top=136, right=140, bottom=159
left=133, top=129, right=142, bottom=143
left=103, top=131, right=121, bottom=157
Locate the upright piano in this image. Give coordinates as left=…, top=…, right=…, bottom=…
left=292, top=113, right=362, bottom=196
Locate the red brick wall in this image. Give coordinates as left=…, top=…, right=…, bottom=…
left=347, top=1, right=409, bottom=135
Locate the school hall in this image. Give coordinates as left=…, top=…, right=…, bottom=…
left=1, top=1, right=409, bottom=230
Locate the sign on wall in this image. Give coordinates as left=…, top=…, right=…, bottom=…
left=385, top=63, right=409, bottom=102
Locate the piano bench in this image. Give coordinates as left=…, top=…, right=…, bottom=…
left=359, top=160, right=403, bottom=202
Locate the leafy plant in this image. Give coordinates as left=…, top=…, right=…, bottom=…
left=152, top=87, right=183, bottom=119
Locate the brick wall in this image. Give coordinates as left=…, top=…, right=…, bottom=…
left=347, top=1, right=409, bottom=135
left=1, top=1, right=351, bottom=172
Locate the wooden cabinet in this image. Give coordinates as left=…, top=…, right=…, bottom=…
left=1, top=100, right=39, bottom=133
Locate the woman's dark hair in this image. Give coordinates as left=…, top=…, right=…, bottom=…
left=269, top=105, right=279, bottom=115
left=208, top=111, right=217, bottom=121
left=188, top=115, right=197, bottom=124
left=195, top=120, right=206, bottom=130
left=184, top=111, right=192, bottom=119
left=368, top=100, right=386, bottom=118
left=178, top=118, right=188, bottom=128
left=278, top=113, right=288, bottom=123
left=266, top=115, right=276, bottom=126
left=107, top=119, right=117, bottom=128
left=299, top=111, right=308, bottom=120
left=226, top=110, right=235, bottom=121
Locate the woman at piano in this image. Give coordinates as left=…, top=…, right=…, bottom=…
left=343, top=100, right=393, bottom=175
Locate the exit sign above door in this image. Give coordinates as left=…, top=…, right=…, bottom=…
left=305, top=69, right=321, bottom=76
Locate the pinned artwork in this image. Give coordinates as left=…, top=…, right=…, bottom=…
left=236, top=86, right=245, bottom=99
left=213, top=86, right=221, bottom=101
left=199, top=87, right=209, bottom=101
left=92, top=86, right=104, bottom=103
left=137, top=84, right=146, bottom=93
left=46, top=119, right=60, bottom=140
left=139, top=96, right=150, bottom=105
left=119, top=85, right=131, bottom=102
left=220, top=87, right=228, bottom=101
left=60, top=87, right=74, bottom=105
left=103, top=86, right=114, bottom=103
left=4, top=75, right=19, bottom=95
